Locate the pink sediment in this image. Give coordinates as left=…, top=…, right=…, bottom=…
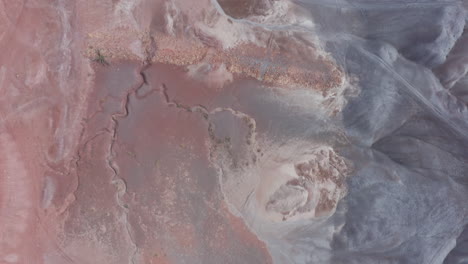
left=0, top=0, right=345, bottom=262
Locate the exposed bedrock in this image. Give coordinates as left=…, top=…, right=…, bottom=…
left=215, top=0, right=274, bottom=19
left=2, top=0, right=468, bottom=263
left=295, top=0, right=466, bottom=68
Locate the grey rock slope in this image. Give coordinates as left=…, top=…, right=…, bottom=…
left=282, top=1, right=468, bottom=263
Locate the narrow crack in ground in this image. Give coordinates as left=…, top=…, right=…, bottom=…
left=64, top=60, right=262, bottom=262
left=156, top=78, right=272, bottom=259
left=87, top=52, right=261, bottom=263
left=106, top=62, right=153, bottom=264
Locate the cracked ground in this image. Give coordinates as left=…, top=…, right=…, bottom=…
left=2, top=0, right=468, bottom=263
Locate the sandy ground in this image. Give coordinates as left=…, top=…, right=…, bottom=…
left=0, top=0, right=350, bottom=263
left=3, top=0, right=468, bottom=263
